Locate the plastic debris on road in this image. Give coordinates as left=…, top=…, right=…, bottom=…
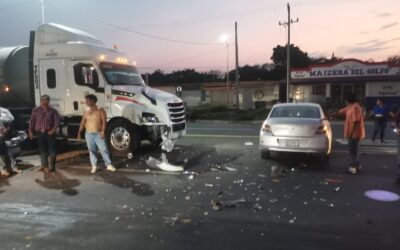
left=211, top=198, right=253, bottom=211
left=253, top=203, right=262, bottom=211
left=163, top=216, right=179, bottom=226
left=244, top=142, right=254, bottom=146
left=205, top=183, right=214, bottom=188
left=145, top=153, right=184, bottom=172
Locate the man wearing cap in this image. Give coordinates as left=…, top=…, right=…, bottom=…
left=29, top=95, right=60, bottom=172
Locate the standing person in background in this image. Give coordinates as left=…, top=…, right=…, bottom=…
left=28, top=95, right=60, bottom=173
left=77, top=94, right=116, bottom=174
left=371, top=98, right=389, bottom=143
left=330, top=94, right=366, bottom=175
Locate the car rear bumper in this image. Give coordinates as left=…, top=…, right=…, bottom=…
left=260, top=134, right=330, bottom=155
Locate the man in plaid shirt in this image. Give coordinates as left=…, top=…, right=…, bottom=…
left=29, top=95, right=60, bottom=172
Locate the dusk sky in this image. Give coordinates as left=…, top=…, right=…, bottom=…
left=0, top=0, right=399, bottom=73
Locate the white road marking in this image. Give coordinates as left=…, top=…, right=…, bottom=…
left=335, top=139, right=397, bottom=146
left=186, top=134, right=258, bottom=138
left=187, top=127, right=256, bottom=131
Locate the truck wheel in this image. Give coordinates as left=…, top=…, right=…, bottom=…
left=107, top=120, right=141, bottom=157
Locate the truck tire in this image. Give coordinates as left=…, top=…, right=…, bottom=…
left=106, top=119, right=141, bottom=157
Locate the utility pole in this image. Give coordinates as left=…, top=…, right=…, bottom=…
left=225, top=42, right=229, bottom=106
left=234, top=22, right=240, bottom=109
left=279, top=3, right=299, bottom=102
left=41, top=0, right=45, bottom=24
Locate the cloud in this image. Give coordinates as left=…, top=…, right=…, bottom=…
left=376, top=12, right=392, bottom=18
left=380, top=22, right=398, bottom=30
left=345, top=46, right=392, bottom=54
left=338, top=37, right=399, bottom=54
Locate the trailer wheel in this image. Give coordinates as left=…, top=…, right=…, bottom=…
left=106, top=120, right=141, bottom=157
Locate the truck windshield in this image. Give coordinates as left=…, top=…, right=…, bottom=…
left=100, top=62, right=145, bottom=86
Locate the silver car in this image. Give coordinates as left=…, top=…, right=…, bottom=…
left=260, top=103, right=332, bottom=162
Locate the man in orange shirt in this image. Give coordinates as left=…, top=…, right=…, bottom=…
left=330, top=94, right=365, bottom=175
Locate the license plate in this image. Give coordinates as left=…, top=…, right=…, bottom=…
left=286, top=140, right=299, bottom=147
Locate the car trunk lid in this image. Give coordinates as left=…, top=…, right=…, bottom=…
left=268, top=118, right=322, bottom=137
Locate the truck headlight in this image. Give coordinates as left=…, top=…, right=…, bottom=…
left=142, top=112, right=159, bottom=123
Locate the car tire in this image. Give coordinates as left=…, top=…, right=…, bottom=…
left=106, top=119, right=141, bottom=157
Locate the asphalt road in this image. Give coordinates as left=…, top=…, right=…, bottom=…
left=0, top=121, right=399, bottom=250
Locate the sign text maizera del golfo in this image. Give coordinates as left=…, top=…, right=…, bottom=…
left=291, top=59, right=400, bottom=79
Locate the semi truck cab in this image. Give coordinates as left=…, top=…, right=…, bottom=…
left=1, top=23, right=186, bottom=156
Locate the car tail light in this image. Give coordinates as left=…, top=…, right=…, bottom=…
left=315, top=125, right=327, bottom=135
left=263, top=124, right=272, bottom=133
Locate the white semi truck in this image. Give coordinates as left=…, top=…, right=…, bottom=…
left=0, top=23, right=186, bottom=156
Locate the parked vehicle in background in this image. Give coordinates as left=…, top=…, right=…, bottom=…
left=260, top=103, right=332, bottom=162
left=0, top=23, right=186, bottom=156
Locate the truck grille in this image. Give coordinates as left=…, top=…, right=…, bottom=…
left=167, top=102, right=186, bottom=131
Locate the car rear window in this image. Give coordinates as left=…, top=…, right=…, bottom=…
left=270, top=106, right=321, bottom=118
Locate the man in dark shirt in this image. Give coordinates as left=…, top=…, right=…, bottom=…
left=372, top=98, right=389, bottom=143
left=29, top=95, right=60, bottom=172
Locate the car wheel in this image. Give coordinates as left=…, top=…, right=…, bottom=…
left=106, top=119, right=141, bottom=157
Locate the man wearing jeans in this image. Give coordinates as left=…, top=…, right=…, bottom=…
left=78, top=94, right=116, bottom=173
left=29, top=95, right=60, bottom=172
left=330, top=94, right=365, bottom=175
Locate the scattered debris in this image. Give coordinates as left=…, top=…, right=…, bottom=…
left=204, top=211, right=209, bottom=216
left=211, top=198, right=253, bottom=211
left=205, top=183, right=214, bottom=188
left=185, top=196, right=191, bottom=200
left=334, top=187, right=341, bottom=192
left=253, top=203, right=262, bottom=211
left=115, top=216, right=120, bottom=221
left=329, top=203, right=335, bottom=207
left=127, top=153, right=133, bottom=159
left=163, top=216, right=179, bottom=226
left=269, top=198, right=278, bottom=204
left=289, top=217, right=297, bottom=224
left=146, top=154, right=184, bottom=172
left=244, top=142, right=254, bottom=146
left=234, top=179, right=244, bottom=184
left=257, top=174, right=267, bottom=178
left=325, top=178, right=344, bottom=184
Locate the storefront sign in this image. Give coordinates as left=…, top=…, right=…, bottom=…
left=292, top=60, right=400, bottom=79
left=367, top=82, right=400, bottom=97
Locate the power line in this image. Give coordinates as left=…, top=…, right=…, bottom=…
left=45, top=1, right=223, bottom=46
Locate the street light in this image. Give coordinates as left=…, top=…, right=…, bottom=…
left=220, top=34, right=230, bottom=106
